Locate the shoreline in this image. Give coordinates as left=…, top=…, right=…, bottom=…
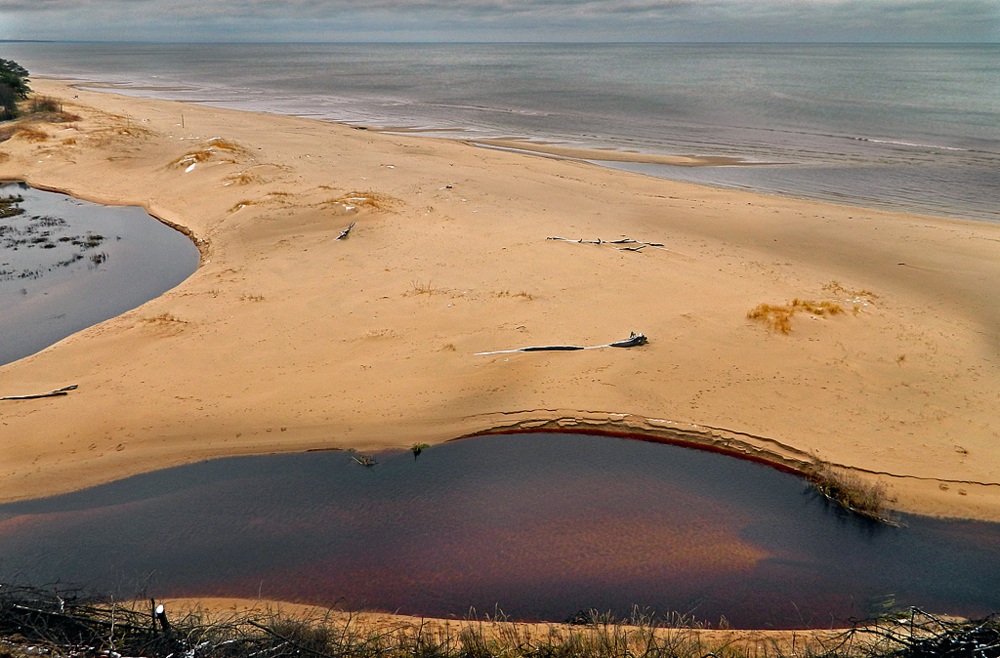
left=1, top=79, right=999, bottom=523
left=57, top=74, right=998, bottom=226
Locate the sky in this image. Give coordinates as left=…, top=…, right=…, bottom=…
left=0, top=0, right=997, bottom=43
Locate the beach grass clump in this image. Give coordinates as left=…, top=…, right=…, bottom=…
left=141, top=312, right=187, bottom=325
left=171, top=138, right=248, bottom=169
left=29, top=95, right=60, bottom=113
left=809, top=461, right=895, bottom=525
left=0, top=123, right=48, bottom=142
left=225, top=171, right=262, bottom=186
left=88, top=125, right=153, bottom=148
left=26, top=95, right=79, bottom=122
left=207, top=137, right=245, bottom=152
left=747, top=299, right=844, bottom=334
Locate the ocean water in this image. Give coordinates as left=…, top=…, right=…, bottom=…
left=3, top=42, right=998, bottom=222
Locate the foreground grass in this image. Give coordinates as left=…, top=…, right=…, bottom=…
left=1, top=585, right=997, bottom=658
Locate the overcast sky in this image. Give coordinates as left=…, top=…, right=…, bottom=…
left=0, top=0, right=997, bottom=43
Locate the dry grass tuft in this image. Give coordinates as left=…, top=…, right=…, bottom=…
left=326, top=190, right=397, bottom=211
left=26, top=96, right=82, bottom=123
left=407, top=280, right=438, bottom=296
left=224, top=171, right=262, bottom=186
left=90, top=126, right=153, bottom=147
left=494, top=290, right=534, bottom=300
left=809, top=461, right=895, bottom=524
left=171, top=137, right=249, bottom=168
left=0, top=124, right=49, bottom=142
left=207, top=137, right=245, bottom=151
left=747, top=299, right=844, bottom=334
left=823, top=280, right=879, bottom=300
left=29, top=96, right=61, bottom=113
left=230, top=199, right=258, bottom=213
left=142, top=313, right=187, bottom=325
left=170, top=149, right=215, bottom=167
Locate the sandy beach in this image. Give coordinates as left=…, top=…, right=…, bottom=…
left=1, top=79, right=999, bottom=523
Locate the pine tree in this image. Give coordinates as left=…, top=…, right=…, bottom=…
left=0, top=58, right=31, bottom=121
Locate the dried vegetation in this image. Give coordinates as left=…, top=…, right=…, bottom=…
left=171, top=137, right=249, bottom=169
left=323, top=191, right=396, bottom=211
left=747, top=299, right=845, bottom=334
left=1, top=586, right=997, bottom=658
left=808, top=461, right=895, bottom=525
left=0, top=123, right=49, bottom=143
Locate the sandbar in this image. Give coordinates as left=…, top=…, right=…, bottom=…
left=1, top=79, right=998, bottom=524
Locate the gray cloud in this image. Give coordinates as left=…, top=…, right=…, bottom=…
left=0, top=0, right=997, bottom=41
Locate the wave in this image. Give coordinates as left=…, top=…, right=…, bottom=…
left=847, top=136, right=968, bottom=152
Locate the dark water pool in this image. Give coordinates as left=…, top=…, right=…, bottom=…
left=0, top=182, right=199, bottom=366
left=1, top=433, right=998, bottom=629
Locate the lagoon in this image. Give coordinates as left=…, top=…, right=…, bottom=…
left=1, top=432, right=998, bottom=628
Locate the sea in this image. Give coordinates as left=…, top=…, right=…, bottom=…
left=2, top=42, right=998, bottom=223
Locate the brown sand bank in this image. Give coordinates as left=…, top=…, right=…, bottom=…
left=1, top=79, right=999, bottom=521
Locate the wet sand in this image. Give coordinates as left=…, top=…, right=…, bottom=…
left=1, top=78, right=999, bottom=523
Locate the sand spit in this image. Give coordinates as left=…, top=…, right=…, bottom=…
left=1, top=79, right=999, bottom=522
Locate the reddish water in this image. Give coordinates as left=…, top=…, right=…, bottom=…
left=0, top=433, right=998, bottom=628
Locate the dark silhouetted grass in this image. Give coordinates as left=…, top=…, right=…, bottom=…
left=2, top=585, right=995, bottom=658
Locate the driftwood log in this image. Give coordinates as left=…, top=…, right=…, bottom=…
left=547, top=236, right=665, bottom=251
left=476, top=332, right=647, bottom=356
left=336, top=222, right=356, bottom=240
left=2, top=384, right=78, bottom=400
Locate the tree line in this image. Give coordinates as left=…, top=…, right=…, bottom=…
left=1, top=58, right=32, bottom=121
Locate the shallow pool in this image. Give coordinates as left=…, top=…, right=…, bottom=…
left=1, top=433, right=998, bottom=628
left=0, top=182, right=199, bottom=365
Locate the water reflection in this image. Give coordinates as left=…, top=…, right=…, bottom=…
left=0, top=433, right=997, bottom=628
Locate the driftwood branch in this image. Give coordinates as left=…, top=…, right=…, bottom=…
left=336, top=222, right=356, bottom=240
left=2, top=384, right=78, bottom=401
left=476, top=332, right=647, bottom=356
left=547, top=236, right=665, bottom=250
